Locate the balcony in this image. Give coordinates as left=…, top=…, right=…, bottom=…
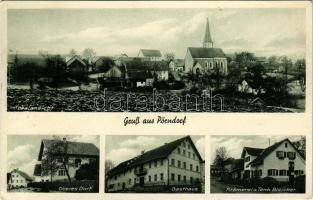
left=134, top=168, right=147, bottom=176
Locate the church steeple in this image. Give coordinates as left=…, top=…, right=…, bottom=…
left=203, top=18, right=213, bottom=48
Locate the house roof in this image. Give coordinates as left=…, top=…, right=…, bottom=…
left=39, top=139, right=99, bottom=160
left=230, top=159, right=244, bottom=172
left=248, top=138, right=305, bottom=167
left=107, top=136, right=203, bottom=177
left=187, top=47, right=226, bottom=58
left=33, top=164, right=42, bottom=176
left=66, top=55, right=86, bottom=66
left=139, top=49, right=162, bottom=57
left=241, top=147, right=264, bottom=158
left=11, top=169, right=33, bottom=181
left=144, top=61, right=169, bottom=71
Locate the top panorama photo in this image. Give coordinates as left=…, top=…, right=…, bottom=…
left=7, top=8, right=306, bottom=112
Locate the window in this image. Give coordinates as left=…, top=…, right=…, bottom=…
left=245, top=156, right=250, bottom=162
left=75, top=159, right=81, bottom=168
left=279, top=169, right=287, bottom=176
left=183, top=176, right=186, bottom=183
left=259, top=170, right=262, bottom=177
left=178, top=148, right=181, bottom=154
left=154, top=161, right=157, bottom=167
left=178, top=160, right=181, bottom=168
left=58, top=170, right=65, bottom=176
left=276, top=151, right=286, bottom=159
left=171, top=159, right=175, bottom=166
left=129, top=179, right=132, bottom=184
left=196, top=166, right=199, bottom=172
left=16, top=180, right=18, bottom=183
left=221, top=62, right=224, bottom=68
left=188, top=144, right=190, bottom=149
left=295, top=170, right=304, bottom=175
left=160, top=173, right=164, bottom=181
left=285, top=142, right=288, bottom=148
left=188, top=152, right=191, bottom=157
left=149, top=162, right=152, bottom=168
left=183, top=150, right=186, bottom=156
left=193, top=153, right=195, bottom=159
left=182, top=142, right=186, bottom=147
left=160, top=160, right=164, bottom=166
left=154, top=174, right=157, bottom=181
left=134, top=178, right=136, bottom=183
left=287, top=152, right=296, bottom=160
left=171, top=173, right=175, bottom=181
left=190, top=177, right=193, bottom=183
left=206, top=62, right=209, bottom=68
left=268, top=169, right=278, bottom=176
left=190, top=164, right=193, bottom=171
left=115, top=176, right=117, bottom=180
left=149, top=175, right=151, bottom=182
left=183, top=162, right=186, bottom=169
left=178, top=174, right=181, bottom=182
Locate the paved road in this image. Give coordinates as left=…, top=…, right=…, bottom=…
left=210, top=177, right=226, bottom=193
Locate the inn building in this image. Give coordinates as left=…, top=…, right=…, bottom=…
left=106, top=136, right=204, bottom=192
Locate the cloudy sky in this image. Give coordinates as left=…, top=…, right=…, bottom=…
left=7, top=135, right=99, bottom=177
left=210, top=135, right=304, bottom=163
left=106, top=135, right=205, bottom=166
left=8, top=8, right=306, bottom=59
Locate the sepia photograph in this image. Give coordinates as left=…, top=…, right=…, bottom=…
left=7, top=135, right=100, bottom=193
left=105, top=135, right=205, bottom=193
left=210, top=135, right=306, bottom=193
left=6, top=8, right=306, bottom=112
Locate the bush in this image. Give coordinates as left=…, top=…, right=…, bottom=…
left=295, top=175, right=305, bottom=193
left=261, top=177, right=279, bottom=188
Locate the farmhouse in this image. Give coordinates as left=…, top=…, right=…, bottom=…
left=185, top=18, right=227, bottom=75
left=106, top=136, right=204, bottom=192
left=222, top=138, right=306, bottom=182
left=7, top=169, right=33, bottom=188
left=33, top=138, right=99, bottom=182
left=138, top=49, right=163, bottom=61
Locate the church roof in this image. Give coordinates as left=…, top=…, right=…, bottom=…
left=188, top=47, right=226, bottom=58
left=203, top=18, right=213, bottom=43
left=139, top=49, right=162, bottom=57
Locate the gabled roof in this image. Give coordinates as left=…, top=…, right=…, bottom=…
left=241, top=147, right=264, bottom=158
left=38, top=139, right=99, bottom=160
left=248, top=138, right=305, bottom=167
left=187, top=47, right=226, bottom=58
left=139, top=49, right=162, bottom=57
left=107, top=136, right=203, bottom=177
left=11, top=169, right=33, bottom=181
left=66, top=55, right=86, bottom=66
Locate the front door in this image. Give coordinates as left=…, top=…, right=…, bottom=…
left=288, top=161, right=295, bottom=185
left=139, top=177, right=144, bottom=187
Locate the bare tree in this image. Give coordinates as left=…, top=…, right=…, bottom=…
left=105, top=160, right=115, bottom=174
left=213, top=146, right=229, bottom=169
left=69, top=49, right=77, bottom=57
left=82, top=48, right=96, bottom=64
left=164, top=52, right=175, bottom=62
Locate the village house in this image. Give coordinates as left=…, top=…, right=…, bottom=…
left=65, top=55, right=88, bottom=74
left=185, top=18, right=227, bottom=75
left=33, top=138, right=99, bottom=182
left=7, top=169, right=33, bottom=189
left=106, top=136, right=204, bottom=192
left=169, top=59, right=185, bottom=72
left=138, top=49, right=163, bottom=61
left=220, top=138, right=306, bottom=182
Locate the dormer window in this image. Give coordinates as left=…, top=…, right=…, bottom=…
left=244, top=156, right=250, bottom=162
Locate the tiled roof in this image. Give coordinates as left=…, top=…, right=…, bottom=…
left=242, top=147, right=264, bottom=157
left=188, top=47, right=226, bottom=58
left=107, top=136, right=203, bottom=177
left=11, top=169, right=33, bottom=181
left=140, top=49, right=162, bottom=57
left=41, top=139, right=99, bottom=157
left=248, top=138, right=305, bottom=167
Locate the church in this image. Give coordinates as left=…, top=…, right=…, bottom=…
left=184, top=18, right=227, bottom=75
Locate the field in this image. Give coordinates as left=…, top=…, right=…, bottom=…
left=7, top=88, right=293, bottom=112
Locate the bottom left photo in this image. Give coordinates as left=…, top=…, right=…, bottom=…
left=7, top=134, right=99, bottom=193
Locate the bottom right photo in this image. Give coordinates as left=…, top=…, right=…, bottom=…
left=210, top=135, right=306, bottom=193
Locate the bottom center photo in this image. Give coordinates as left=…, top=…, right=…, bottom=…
left=105, top=135, right=205, bottom=193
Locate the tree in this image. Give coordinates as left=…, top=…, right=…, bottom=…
left=44, top=55, right=67, bottom=87
left=41, top=136, right=72, bottom=182
left=82, top=48, right=96, bottom=64
left=99, top=57, right=114, bottom=72
left=69, top=49, right=77, bottom=57
left=213, top=146, right=229, bottom=169
left=75, top=159, right=99, bottom=180
left=105, top=160, right=115, bottom=174
left=293, top=136, right=306, bottom=158
left=295, top=59, right=305, bottom=92
left=164, top=52, right=175, bottom=62
left=246, top=62, right=266, bottom=95
left=234, top=52, right=256, bottom=71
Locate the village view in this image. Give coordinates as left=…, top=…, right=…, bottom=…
left=7, top=18, right=306, bottom=112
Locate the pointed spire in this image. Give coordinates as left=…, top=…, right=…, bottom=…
left=203, top=17, right=213, bottom=48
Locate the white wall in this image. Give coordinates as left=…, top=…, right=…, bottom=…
left=8, top=171, right=29, bottom=188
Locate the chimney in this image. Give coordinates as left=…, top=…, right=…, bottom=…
left=141, top=150, right=145, bottom=154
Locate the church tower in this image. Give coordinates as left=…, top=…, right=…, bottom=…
left=203, top=18, right=213, bottom=48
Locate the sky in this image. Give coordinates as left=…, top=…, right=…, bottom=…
left=8, top=8, right=306, bottom=59
left=7, top=135, right=99, bottom=177
left=210, top=135, right=304, bottom=163
left=105, top=135, right=205, bottom=166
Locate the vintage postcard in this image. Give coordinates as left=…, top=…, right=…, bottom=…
left=4, top=4, right=311, bottom=112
